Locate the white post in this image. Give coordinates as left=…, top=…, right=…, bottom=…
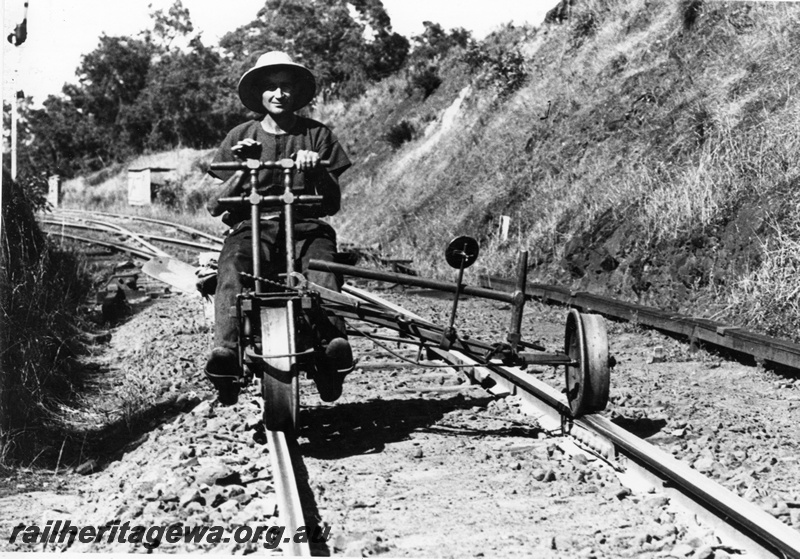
left=47, top=175, right=61, bottom=207
left=8, top=1, right=30, bottom=181
left=499, top=215, right=511, bottom=242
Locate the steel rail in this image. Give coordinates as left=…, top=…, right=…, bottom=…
left=44, top=231, right=157, bottom=260
left=80, top=218, right=171, bottom=258
left=53, top=208, right=225, bottom=245
left=266, top=430, right=310, bottom=557
left=41, top=218, right=117, bottom=234
left=137, top=234, right=221, bottom=253
left=43, top=214, right=170, bottom=258
left=481, top=275, right=800, bottom=372
left=42, top=219, right=221, bottom=253
left=344, top=287, right=800, bottom=559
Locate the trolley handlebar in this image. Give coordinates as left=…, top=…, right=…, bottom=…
left=211, top=157, right=332, bottom=209
left=217, top=193, right=324, bottom=207
left=210, top=158, right=332, bottom=172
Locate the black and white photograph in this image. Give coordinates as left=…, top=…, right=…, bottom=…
left=2, top=0, right=799, bottom=557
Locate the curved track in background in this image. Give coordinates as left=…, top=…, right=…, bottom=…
left=53, top=208, right=224, bottom=246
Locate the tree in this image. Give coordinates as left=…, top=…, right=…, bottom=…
left=409, top=22, right=471, bottom=65
left=147, top=0, right=194, bottom=51
left=17, top=0, right=231, bottom=175
left=26, top=94, right=117, bottom=176
left=12, top=0, right=411, bottom=177
left=73, top=35, right=153, bottom=130
left=120, top=37, right=245, bottom=151
left=218, top=0, right=408, bottom=101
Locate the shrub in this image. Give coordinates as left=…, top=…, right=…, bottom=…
left=1, top=169, right=90, bottom=462
left=153, top=179, right=185, bottom=211
left=383, top=120, right=416, bottom=150
left=724, top=223, right=800, bottom=342
left=682, top=0, right=704, bottom=30
left=463, top=43, right=528, bottom=98
left=185, top=188, right=211, bottom=214
left=406, top=66, right=442, bottom=98
left=571, top=11, right=598, bottom=48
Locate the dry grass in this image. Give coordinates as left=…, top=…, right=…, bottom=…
left=1, top=176, right=92, bottom=463
left=58, top=147, right=226, bottom=236
left=724, top=219, right=800, bottom=341
left=322, top=0, right=800, bottom=339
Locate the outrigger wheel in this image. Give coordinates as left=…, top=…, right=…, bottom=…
left=564, top=309, right=610, bottom=417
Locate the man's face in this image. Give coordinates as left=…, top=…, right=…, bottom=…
left=260, top=69, right=298, bottom=116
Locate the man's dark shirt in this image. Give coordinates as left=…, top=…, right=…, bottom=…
left=210, top=116, right=351, bottom=223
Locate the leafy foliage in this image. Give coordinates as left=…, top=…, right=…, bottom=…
left=463, top=39, right=528, bottom=97
left=218, top=0, right=409, bottom=101
left=119, top=38, right=243, bottom=153
left=408, top=22, right=470, bottom=63
left=16, top=5, right=241, bottom=177
left=402, top=22, right=472, bottom=98
left=1, top=169, right=90, bottom=461
left=383, top=120, right=416, bottom=149
left=406, top=66, right=442, bottom=98
left=8, top=0, right=411, bottom=180
left=153, top=179, right=186, bottom=211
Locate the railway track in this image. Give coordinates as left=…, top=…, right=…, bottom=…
left=52, top=208, right=225, bottom=246
left=480, top=275, right=800, bottom=374
left=42, top=210, right=317, bottom=555
left=336, top=285, right=800, bottom=559
left=44, top=209, right=222, bottom=260
left=25, top=212, right=800, bottom=557
left=41, top=209, right=224, bottom=299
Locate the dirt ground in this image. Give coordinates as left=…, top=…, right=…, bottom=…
left=0, top=281, right=798, bottom=557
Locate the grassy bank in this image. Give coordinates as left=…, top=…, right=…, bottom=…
left=325, top=0, right=800, bottom=341
left=0, top=170, right=92, bottom=462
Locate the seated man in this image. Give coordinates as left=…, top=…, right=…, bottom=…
left=204, top=51, right=353, bottom=405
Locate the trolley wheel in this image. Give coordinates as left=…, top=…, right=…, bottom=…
left=564, top=309, right=610, bottom=417
left=260, top=304, right=299, bottom=433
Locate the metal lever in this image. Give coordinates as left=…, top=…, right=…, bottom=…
left=506, top=250, right=528, bottom=352
left=439, top=236, right=480, bottom=350
left=440, top=255, right=466, bottom=350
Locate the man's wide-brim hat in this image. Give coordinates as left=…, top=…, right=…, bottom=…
left=238, top=51, right=316, bottom=113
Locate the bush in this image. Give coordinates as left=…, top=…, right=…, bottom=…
left=463, top=43, right=528, bottom=97
left=725, top=225, right=800, bottom=342
left=185, top=188, right=212, bottom=214
left=1, top=168, right=90, bottom=462
left=682, top=0, right=704, bottom=30
left=571, top=11, right=598, bottom=48
left=153, top=179, right=185, bottom=211
left=406, top=66, right=442, bottom=98
left=383, top=120, right=416, bottom=149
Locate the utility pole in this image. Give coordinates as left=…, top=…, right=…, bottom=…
left=7, top=1, right=29, bottom=181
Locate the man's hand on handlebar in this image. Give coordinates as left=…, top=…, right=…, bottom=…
left=295, top=150, right=322, bottom=173
left=232, top=138, right=262, bottom=160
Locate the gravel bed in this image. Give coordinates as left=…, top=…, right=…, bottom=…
left=0, top=284, right=796, bottom=558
